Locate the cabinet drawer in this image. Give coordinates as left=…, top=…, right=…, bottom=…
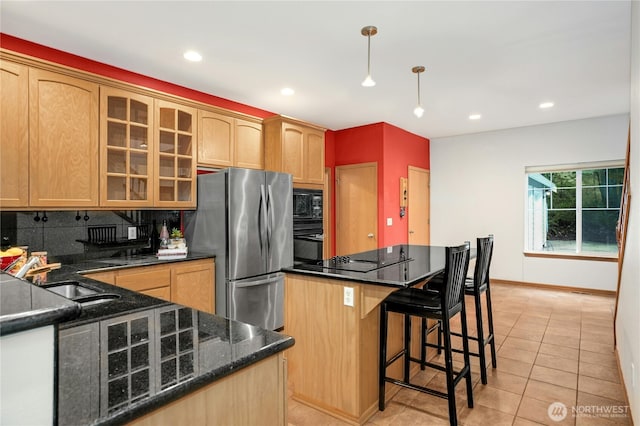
left=115, top=265, right=171, bottom=292
left=141, top=286, right=171, bottom=302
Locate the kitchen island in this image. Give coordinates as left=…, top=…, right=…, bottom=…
left=1, top=251, right=294, bottom=425
left=283, top=245, right=457, bottom=425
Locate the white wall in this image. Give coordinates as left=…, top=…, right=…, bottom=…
left=430, top=114, right=628, bottom=291
left=616, top=0, right=640, bottom=418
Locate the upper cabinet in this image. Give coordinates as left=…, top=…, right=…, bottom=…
left=0, top=60, right=29, bottom=207
left=155, top=100, right=197, bottom=208
left=100, top=87, right=154, bottom=207
left=264, top=115, right=325, bottom=186
left=198, top=110, right=263, bottom=170
left=29, top=68, right=100, bottom=208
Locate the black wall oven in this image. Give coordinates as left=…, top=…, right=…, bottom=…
left=293, top=188, right=323, bottom=262
left=293, top=188, right=323, bottom=220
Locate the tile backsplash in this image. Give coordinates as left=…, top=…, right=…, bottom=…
left=0, top=210, right=181, bottom=257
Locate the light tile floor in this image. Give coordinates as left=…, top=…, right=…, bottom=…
left=287, top=283, right=633, bottom=426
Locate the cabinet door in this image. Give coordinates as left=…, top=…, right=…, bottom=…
left=305, top=129, right=325, bottom=184
left=235, top=119, right=263, bottom=170
left=0, top=61, right=29, bottom=208
left=281, top=123, right=305, bottom=182
left=171, top=259, right=215, bottom=314
left=155, top=100, right=196, bottom=208
left=100, top=87, right=154, bottom=207
left=198, top=110, right=234, bottom=168
left=29, top=69, right=99, bottom=207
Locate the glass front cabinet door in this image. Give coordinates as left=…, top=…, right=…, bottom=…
left=100, top=87, right=154, bottom=207
left=154, top=100, right=196, bottom=208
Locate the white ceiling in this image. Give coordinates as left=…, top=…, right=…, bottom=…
left=1, top=1, right=632, bottom=139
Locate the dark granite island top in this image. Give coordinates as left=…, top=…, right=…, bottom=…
left=285, top=244, right=457, bottom=287
left=58, top=304, right=294, bottom=425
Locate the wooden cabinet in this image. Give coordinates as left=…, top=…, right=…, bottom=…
left=264, top=116, right=325, bottom=186
left=171, top=259, right=215, bottom=314
left=84, top=259, right=215, bottom=313
left=0, top=60, right=29, bottom=208
left=155, top=100, right=197, bottom=208
left=198, top=110, right=263, bottom=170
left=29, top=68, right=99, bottom=207
left=100, top=87, right=154, bottom=207
left=130, top=354, right=286, bottom=426
left=0, top=61, right=99, bottom=209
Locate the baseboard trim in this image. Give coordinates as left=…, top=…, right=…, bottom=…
left=491, top=279, right=616, bottom=297
left=615, top=347, right=636, bottom=425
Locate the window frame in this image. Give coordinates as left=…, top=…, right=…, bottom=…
left=524, top=160, right=624, bottom=260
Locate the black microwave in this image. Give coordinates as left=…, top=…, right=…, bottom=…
left=293, top=189, right=323, bottom=220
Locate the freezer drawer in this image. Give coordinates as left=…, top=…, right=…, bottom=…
left=227, top=272, right=284, bottom=330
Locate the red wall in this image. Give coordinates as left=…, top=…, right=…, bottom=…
left=329, top=122, right=429, bottom=252
left=0, top=34, right=275, bottom=119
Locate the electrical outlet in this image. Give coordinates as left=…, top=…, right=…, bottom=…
left=387, top=217, right=393, bottom=226
left=387, top=246, right=393, bottom=254
left=127, top=226, right=137, bottom=240
left=344, top=287, right=354, bottom=307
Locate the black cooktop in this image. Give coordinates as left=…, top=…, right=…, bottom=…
left=319, top=246, right=413, bottom=273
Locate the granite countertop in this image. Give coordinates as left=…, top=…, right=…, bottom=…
left=286, top=244, right=475, bottom=287
left=1, top=250, right=294, bottom=425
left=59, top=303, right=294, bottom=426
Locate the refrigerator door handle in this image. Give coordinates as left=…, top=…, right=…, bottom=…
left=267, top=184, right=274, bottom=252
left=231, top=275, right=280, bottom=288
left=260, top=184, right=268, bottom=254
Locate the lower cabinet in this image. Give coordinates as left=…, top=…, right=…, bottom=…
left=129, top=353, right=287, bottom=426
left=85, top=259, right=215, bottom=313
left=171, top=260, right=215, bottom=314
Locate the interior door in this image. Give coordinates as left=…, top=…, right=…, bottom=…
left=408, top=166, right=430, bottom=245
left=336, top=162, right=378, bottom=255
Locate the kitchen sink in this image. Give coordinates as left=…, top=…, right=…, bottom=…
left=43, top=281, right=120, bottom=306
left=45, top=282, right=99, bottom=298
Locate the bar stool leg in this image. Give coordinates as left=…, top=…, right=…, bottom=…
left=379, top=304, right=388, bottom=411
left=461, top=299, right=474, bottom=408
left=404, top=314, right=411, bottom=382
left=440, top=315, right=458, bottom=426
left=486, top=285, right=497, bottom=368
left=420, top=317, right=427, bottom=370
left=474, top=291, right=488, bottom=384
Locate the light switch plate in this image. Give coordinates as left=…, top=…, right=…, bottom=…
left=127, top=227, right=137, bottom=240
left=344, top=287, right=354, bottom=307
left=386, top=217, right=393, bottom=226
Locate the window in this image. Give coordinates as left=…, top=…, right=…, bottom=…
left=526, top=163, right=624, bottom=256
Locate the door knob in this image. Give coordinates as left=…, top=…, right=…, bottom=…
left=367, top=233, right=374, bottom=238
left=409, top=230, right=415, bottom=234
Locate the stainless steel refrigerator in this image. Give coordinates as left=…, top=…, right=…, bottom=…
left=184, top=168, right=293, bottom=330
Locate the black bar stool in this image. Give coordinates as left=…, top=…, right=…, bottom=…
left=378, top=243, right=473, bottom=426
left=424, top=235, right=497, bottom=384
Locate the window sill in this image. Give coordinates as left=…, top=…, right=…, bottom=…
left=523, top=251, right=618, bottom=262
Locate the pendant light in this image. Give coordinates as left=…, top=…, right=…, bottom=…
left=412, top=66, right=425, bottom=118
left=361, top=26, right=378, bottom=87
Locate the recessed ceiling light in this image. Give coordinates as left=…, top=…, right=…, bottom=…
left=539, top=102, right=554, bottom=109
left=183, top=50, right=202, bottom=62
left=280, top=87, right=295, bottom=96
left=469, top=114, right=482, bottom=120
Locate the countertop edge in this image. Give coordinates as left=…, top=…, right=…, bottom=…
left=0, top=303, right=81, bottom=336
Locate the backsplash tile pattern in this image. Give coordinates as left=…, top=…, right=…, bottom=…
left=1, top=211, right=181, bottom=257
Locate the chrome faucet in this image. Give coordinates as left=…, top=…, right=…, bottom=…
left=13, top=256, right=42, bottom=279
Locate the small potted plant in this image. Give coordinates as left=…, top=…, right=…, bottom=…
left=170, top=228, right=186, bottom=249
